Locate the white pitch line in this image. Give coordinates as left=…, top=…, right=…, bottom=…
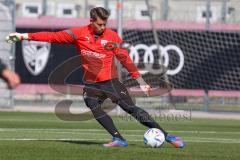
left=0, top=130, right=144, bottom=137
left=1, top=129, right=240, bottom=142
left=0, top=138, right=240, bottom=144
left=1, top=128, right=240, bottom=144
left=0, top=130, right=240, bottom=141
left=184, top=137, right=240, bottom=142
left=1, top=128, right=240, bottom=135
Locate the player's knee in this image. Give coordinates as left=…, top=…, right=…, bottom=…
left=131, top=107, right=149, bottom=119
left=124, top=105, right=139, bottom=115
left=83, top=93, right=100, bottom=110
left=117, top=100, right=134, bottom=113
left=124, top=107, right=147, bottom=120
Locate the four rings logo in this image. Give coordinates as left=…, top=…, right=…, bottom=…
left=129, top=44, right=184, bottom=75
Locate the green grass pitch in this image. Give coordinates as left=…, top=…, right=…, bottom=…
left=0, top=111, right=239, bottom=160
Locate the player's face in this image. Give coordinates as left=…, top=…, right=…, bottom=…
left=91, top=17, right=107, bottom=35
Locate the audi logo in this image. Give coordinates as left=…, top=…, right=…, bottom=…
left=129, top=44, right=184, bottom=75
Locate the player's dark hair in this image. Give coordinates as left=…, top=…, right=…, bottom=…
left=90, top=7, right=110, bottom=21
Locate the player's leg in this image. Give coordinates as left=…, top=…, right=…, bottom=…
left=107, top=79, right=185, bottom=148
left=104, top=79, right=168, bottom=134
left=115, top=91, right=168, bottom=136
left=117, top=93, right=185, bottom=148
left=83, top=85, right=128, bottom=147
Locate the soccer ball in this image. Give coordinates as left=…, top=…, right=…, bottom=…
left=143, top=128, right=165, bottom=148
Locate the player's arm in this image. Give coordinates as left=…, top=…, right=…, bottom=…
left=5, top=29, right=77, bottom=44
left=0, top=59, right=20, bottom=89
left=114, top=36, right=150, bottom=96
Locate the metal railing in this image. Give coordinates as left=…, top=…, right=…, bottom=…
left=14, top=0, right=240, bottom=26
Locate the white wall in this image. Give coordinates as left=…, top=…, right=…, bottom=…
left=13, top=0, right=240, bottom=23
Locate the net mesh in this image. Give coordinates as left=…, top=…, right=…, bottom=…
left=122, top=29, right=240, bottom=90
left=120, top=0, right=240, bottom=91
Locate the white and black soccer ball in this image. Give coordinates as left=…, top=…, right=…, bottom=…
left=144, top=128, right=165, bottom=148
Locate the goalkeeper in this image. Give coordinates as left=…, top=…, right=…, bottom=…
left=6, top=7, right=184, bottom=148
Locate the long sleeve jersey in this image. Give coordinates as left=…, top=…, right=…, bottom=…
left=28, top=25, right=140, bottom=83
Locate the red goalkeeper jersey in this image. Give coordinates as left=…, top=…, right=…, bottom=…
left=28, top=25, right=140, bottom=83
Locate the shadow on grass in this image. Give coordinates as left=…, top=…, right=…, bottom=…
left=54, top=140, right=172, bottom=148
left=56, top=140, right=142, bottom=147
left=57, top=140, right=103, bottom=146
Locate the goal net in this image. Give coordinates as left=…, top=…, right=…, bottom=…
left=119, top=0, right=240, bottom=91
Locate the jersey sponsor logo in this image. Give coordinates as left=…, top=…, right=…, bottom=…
left=22, top=40, right=51, bottom=76
left=129, top=44, right=184, bottom=75
left=81, top=49, right=106, bottom=59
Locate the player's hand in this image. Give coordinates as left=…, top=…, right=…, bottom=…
left=139, top=84, right=151, bottom=97
left=5, top=33, right=28, bottom=44
left=136, top=77, right=151, bottom=96
left=1, top=69, right=21, bottom=89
